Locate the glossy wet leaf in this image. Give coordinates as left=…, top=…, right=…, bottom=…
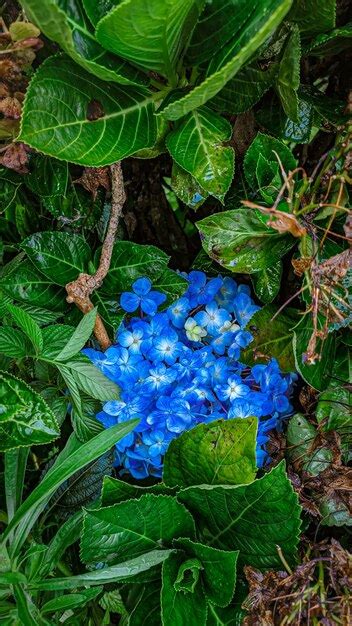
left=178, top=461, right=301, bottom=569
left=0, top=168, right=22, bottom=215
left=276, top=25, right=300, bottom=122
left=96, top=0, right=204, bottom=82
left=81, top=494, right=195, bottom=565
left=170, top=162, right=209, bottom=210
left=153, top=269, right=188, bottom=304
left=256, top=94, right=313, bottom=143
left=251, top=262, right=282, bottom=303
left=166, top=107, right=234, bottom=201
left=197, top=209, right=295, bottom=274
left=24, top=155, right=68, bottom=198
left=21, top=231, right=92, bottom=285
left=244, top=132, right=297, bottom=189
left=161, top=551, right=207, bottom=626
left=101, top=476, right=176, bottom=507
left=242, top=305, right=297, bottom=372
left=82, top=0, right=119, bottom=26
left=292, top=314, right=336, bottom=391
left=211, top=64, right=276, bottom=114
left=19, top=56, right=156, bottom=166
left=306, top=23, right=352, bottom=57
left=163, top=418, right=257, bottom=487
left=161, top=0, right=292, bottom=120
left=0, top=261, right=65, bottom=310
left=289, top=0, right=335, bottom=37
left=0, top=371, right=59, bottom=451
left=19, top=0, right=148, bottom=85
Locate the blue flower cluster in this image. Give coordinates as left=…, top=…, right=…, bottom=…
left=85, top=272, right=296, bottom=479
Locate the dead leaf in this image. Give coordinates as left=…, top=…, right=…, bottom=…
left=242, top=200, right=307, bottom=237
left=87, top=99, right=105, bottom=121
left=75, top=167, right=110, bottom=199
left=0, top=95, right=21, bottom=118
left=0, top=142, right=30, bottom=173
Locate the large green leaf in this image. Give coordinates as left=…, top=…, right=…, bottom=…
left=82, top=0, right=119, bottom=26
left=289, top=0, right=336, bottom=37
left=21, top=231, right=92, bottom=286
left=160, top=0, right=293, bottom=120
left=0, top=371, right=59, bottom=451
left=41, top=325, right=76, bottom=360
left=0, top=261, right=65, bottom=310
left=18, top=0, right=148, bottom=85
left=292, top=313, right=336, bottom=391
left=210, top=64, right=276, bottom=114
left=161, top=551, right=207, bottom=626
left=6, top=303, right=43, bottom=354
left=255, top=93, right=313, bottom=143
left=306, top=23, right=352, bottom=57
left=197, top=209, right=295, bottom=274
left=24, top=154, right=68, bottom=198
left=101, top=241, right=169, bottom=295
left=81, top=494, right=195, bottom=564
left=166, top=107, right=234, bottom=201
left=251, top=263, right=282, bottom=304
left=178, top=461, right=301, bottom=569
left=276, top=25, right=300, bottom=122
left=3, top=420, right=139, bottom=545
left=242, top=305, right=298, bottom=372
left=32, top=550, right=173, bottom=590
left=163, top=418, right=257, bottom=487
left=19, top=56, right=156, bottom=166
left=96, top=0, right=204, bottom=83
left=244, top=132, right=297, bottom=189
left=101, top=476, right=176, bottom=507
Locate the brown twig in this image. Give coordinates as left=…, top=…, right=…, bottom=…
left=65, top=162, right=126, bottom=350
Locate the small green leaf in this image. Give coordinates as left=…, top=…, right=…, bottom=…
left=166, top=107, right=234, bottom=201
left=0, top=327, right=31, bottom=358
left=316, top=386, right=352, bottom=437
left=251, top=263, right=282, bottom=303
left=56, top=309, right=97, bottom=361
left=306, top=23, right=352, bottom=57
left=244, top=132, right=297, bottom=189
left=102, top=241, right=169, bottom=295
left=60, top=359, right=120, bottom=402
left=0, top=260, right=66, bottom=311
left=154, top=269, right=188, bottom=304
left=24, top=154, right=68, bottom=198
left=286, top=413, right=332, bottom=476
left=81, top=494, right=195, bottom=565
left=0, top=371, right=59, bottom=451
left=41, top=325, right=75, bottom=360
left=101, top=476, right=176, bottom=507
left=197, top=209, right=295, bottom=274
left=21, top=231, right=91, bottom=286
left=6, top=303, right=43, bottom=353
left=19, top=56, right=156, bottom=166
left=163, top=418, right=257, bottom=487
left=170, top=162, right=209, bottom=210
left=178, top=461, right=301, bottom=569
left=289, top=0, right=335, bottom=37
left=276, top=25, right=301, bottom=122
left=96, top=0, right=204, bottom=83
left=292, top=314, right=336, bottom=391
left=161, top=551, right=207, bottom=626
left=242, top=305, right=298, bottom=372
left=41, top=588, right=102, bottom=614
left=174, top=537, right=238, bottom=608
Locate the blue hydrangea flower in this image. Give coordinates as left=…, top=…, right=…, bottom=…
left=85, top=271, right=295, bottom=478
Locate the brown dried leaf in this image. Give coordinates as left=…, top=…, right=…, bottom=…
left=0, top=118, right=19, bottom=139
left=0, top=95, right=21, bottom=118
left=242, top=201, right=307, bottom=237
left=0, top=142, right=30, bottom=173
left=292, top=256, right=313, bottom=276
left=75, top=167, right=110, bottom=199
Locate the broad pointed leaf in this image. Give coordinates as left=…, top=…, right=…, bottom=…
left=81, top=494, right=195, bottom=564
left=197, top=209, right=295, bottom=274
left=18, top=0, right=148, bottom=85
left=55, top=308, right=97, bottom=361
left=60, top=358, right=120, bottom=402
left=161, top=551, right=207, bottom=626
left=21, top=231, right=92, bottom=285
left=163, top=418, right=257, bottom=487
left=0, top=328, right=32, bottom=358
left=19, top=56, right=156, bottom=166
left=166, top=107, right=234, bottom=201
left=160, top=0, right=292, bottom=120
left=0, top=260, right=65, bottom=310
left=289, top=0, right=335, bottom=37
left=276, top=25, right=300, bottom=122
left=292, top=313, right=336, bottom=391
left=244, top=132, right=297, bottom=189
left=6, top=303, right=43, bottom=353
left=170, top=162, right=209, bottom=210
left=0, top=371, right=59, bottom=451
left=210, top=64, right=276, bottom=114
left=178, top=461, right=301, bottom=569
left=101, top=476, right=176, bottom=507
left=96, top=0, right=204, bottom=83
left=306, top=23, right=352, bottom=57
left=251, top=263, right=282, bottom=304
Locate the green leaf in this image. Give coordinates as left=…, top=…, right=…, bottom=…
left=178, top=461, right=301, bottom=569
left=81, top=494, right=195, bottom=564
left=60, top=359, right=120, bottom=402
left=18, top=0, right=148, bottom=85
left=41, top=325, right=75, bottom=360
left=161, top=551, right=207, bottom=626
left=163, top=418, right=257, bottom=488
left=242, top=305, right=297, bottom=372
left=160, top=0, right=293, bottom=120
left=32, top=550, right=174, bottom=591
left=289, top=0, right=336, bottom=37
left=0, top=168, right=22, bottom=215
left=96, top=0, right=204, bottom=83
left=13, top=584, right=42, bottom=626
left=0, top=371, right=59, bottom=452
left=166, top=107, right=234, bottom=201
left=316, top=386, right=352, bottom=437
left=207, top=581, right=248, bottom=625
left=197, top=209, right=295, bottom=274
left=210, top=64, right=276, bottom=114
left=19, top=56, right=156, bottom=167
left=0, top=260, right=65, bottom=311
left=292, top=313, right=336, bottom=391
left=56, top=363, right=83, bottom=416
left=174, top=537, right=238, bottom=607
left=0, top=327, right=31, bottom=358
left=55, top=309, right=97, bottom=361
left=251, top=263, right=282, bottom=303
left=40, top=511, right=83, bottom=578
left=82, top=0, right=119, bottom=26
left=299, top=86, right=348, bottom=126
left=2, top=419, right=139, bottom=543
left=6, top=303, right=43, bottom=353
left=101, top=476, right=176, bottom=507
left=24, top=154, right=68, bottom=198
left=154, top=269, right=188, bottom=304
left=276, top=25, right=300, bottom=122
left=286, top=414, right=332, bottom=476
left=244, top=132, right=297, bottom=189
left=101, top=241, right=169, bottom=295
left=21, top=231, right=92, bottom=286
left=125, top=583, right=160, bottom=625
left=5, top=448, right=29, bottom=523
left=41, top=588, right=102, bottom=614
left=170, top=162, right=209, bottom=210
left=306, top=23, right=352, bottom=57
left=255, top=94, right=313, bottom=143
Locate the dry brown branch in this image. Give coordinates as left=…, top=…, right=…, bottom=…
left=65, top=161, right=126, bottom=350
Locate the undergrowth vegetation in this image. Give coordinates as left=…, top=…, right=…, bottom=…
left=0, top=0, right=351, bottom=624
